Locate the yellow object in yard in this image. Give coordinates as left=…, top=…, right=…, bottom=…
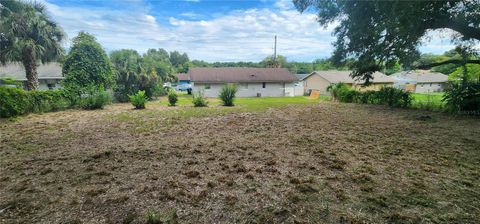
left=309, top=90, right=320, bottom=99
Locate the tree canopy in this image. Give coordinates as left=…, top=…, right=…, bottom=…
left=294, top=0, right=480, bottom=83
left=62, top=32, right=114, bottom=92
left=110, top=49, right=162, bottom=102
left=0, top=0, right=64, bottom=90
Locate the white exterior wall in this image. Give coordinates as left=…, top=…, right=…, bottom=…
left=192, top=82, right=294, bottom=98
left=415, top=82, right=444, bottom=93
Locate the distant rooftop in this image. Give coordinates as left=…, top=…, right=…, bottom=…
left=0, top=63, right=63, bottom=80
left=303, top=70, right=394, bottom=84
left=391, top=70, right=448, bottom=83
left=176, top=73, right=190, bottom=81
left=295, top=73, right=309, bottom=80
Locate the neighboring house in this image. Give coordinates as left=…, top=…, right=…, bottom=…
left=0, top=63, right=63, bottom=90
left=392, top=70, right=448, bottom=93
left=302, top=70, right=395, bottom=94
left=176, top=73, right=190, bottom=85
left=189, top=67, right=298, bottom=97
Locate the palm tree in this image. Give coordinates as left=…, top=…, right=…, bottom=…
left=0, top=0, right=64, bottom=90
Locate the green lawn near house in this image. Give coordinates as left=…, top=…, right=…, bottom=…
left=411, top=92, right=445, bottom=110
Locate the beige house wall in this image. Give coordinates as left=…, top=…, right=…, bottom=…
left=303, top=74, right=332, bottom=95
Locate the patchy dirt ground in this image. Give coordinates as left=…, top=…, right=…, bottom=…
left=1, top=102, right=479, bottom=223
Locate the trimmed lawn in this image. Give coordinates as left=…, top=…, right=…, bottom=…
left=1, top=97, right=479, bottom=223
left=411, top=92, right=445, bottom=110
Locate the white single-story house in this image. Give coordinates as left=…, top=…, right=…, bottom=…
left=0, top=63, right=63, bottom=90
left=391, top=70, right=448, bottom=93
left=189, top=67, right=298, bottom=97
left=301, top=70, right=395, bottom=95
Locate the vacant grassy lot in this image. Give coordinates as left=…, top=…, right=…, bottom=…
left=1, top=97, right=479, bottom=223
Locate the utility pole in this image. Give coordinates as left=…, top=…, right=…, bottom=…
left=273, top=35, right=277, bottom=62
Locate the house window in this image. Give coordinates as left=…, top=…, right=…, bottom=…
left=262, top=82, right=266, bottom=88
left=205, top=84, right=211, bottom=90
left=47, top=83, right=55, bottom=90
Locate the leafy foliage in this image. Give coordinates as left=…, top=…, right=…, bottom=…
left=167, top=90, right=178, bottom=106
left=110, top=49, right=162, bottom=102
left=129, top=90, right=147, bottom=109
left=63, top=32, right=114, bottom=93
left=0, top=0, right=65, bottom=90
left=142, top=48, right=176, bottom=83
left=294, top=0, right=480, bottom=82
left=327, top=83, right=411, bottom=108
left=443, top=81, right=480, bottom=114
left=79, top=88, right=111, bottom=110
left=219, top=84, right=238, bottom=106
left=449, top=64, right=480, bottom=82
left=192, top=91, right=208, bottom=107
left=0, top=86, right=71, bottom=118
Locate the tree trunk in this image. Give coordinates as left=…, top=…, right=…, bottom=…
left=22, top=48, right=39, bottom=90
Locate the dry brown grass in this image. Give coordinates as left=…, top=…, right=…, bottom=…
left=0, top=101, right=479, bottom=223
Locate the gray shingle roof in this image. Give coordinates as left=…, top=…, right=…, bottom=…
left=303, top=70, right=394, bottom=84
left=189, top=67, right=297, bottom=83
left=391, top=70, right=448, bottom=83
left=295, top=73, right=309, bottom=80
left=0, top=63, right=63, bottom=80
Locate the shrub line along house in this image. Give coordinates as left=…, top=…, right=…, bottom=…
left=189, top=67, right=299, bottom=97
left=391, top=70, right=449, bottom=93
left=0, top=63, right=63, bottom=90
left=301, top=70, right=395, bottom=95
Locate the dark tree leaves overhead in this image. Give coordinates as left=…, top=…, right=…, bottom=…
left=293, top=0, right=480, bottom=83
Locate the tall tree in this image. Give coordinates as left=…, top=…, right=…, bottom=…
left=143, top=48, right=175, bottom=82
left=0, top=0, right=64, bottom=90
left=110, top=49, right=161, bottom=101
left=63, top=32, right=114, bottom=92
left=294, top=0, right=480, bottom=83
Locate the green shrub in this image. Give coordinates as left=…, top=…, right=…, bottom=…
left=0, top=86, right=74, bottom=118
left=129, top=90, right=148, bottom=109
left=375, top=87, right=412, bottom=108
left=328, top=84, right=411, bottom=108
left=80, top=89, right=111, bottom=110
left=28, top=90, right=70, bottom=113
left=167, top=90, right=178, bottom=106
left=443, top=81, right=480, bottom=115
left=219, top=84, right=238, bottom=106
left=0, top=86, right=30, bottom=118
left=192, top=91, right=208, bottom=107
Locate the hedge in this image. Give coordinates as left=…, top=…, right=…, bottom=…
left=0, top=86, right=71, bottom=118
left=328, top=84, right=412, bottom=108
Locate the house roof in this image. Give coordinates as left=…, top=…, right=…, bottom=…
left=189, top=67, right=297, bottom=83
left=391, top=70, right=448, bottom=83
left=176, top=73, right=190, bottom=81
left=295, top=73, right=309, bottom=80
left=0, top=63, right=63, bottom=81
left=303, top=70, right=394, bottom=84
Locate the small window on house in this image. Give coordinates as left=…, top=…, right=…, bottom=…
left=205, top=84, right=211, bottom=90
left=429, top=83, right=432, bottom=87
left=262, top=82, right=266, bottom=88
left=47, top=83, right=55, bottom=90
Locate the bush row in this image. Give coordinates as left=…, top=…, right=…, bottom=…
left=328, top=83, right=412, bottom=108
left=0, top=86, right=111, bottom=118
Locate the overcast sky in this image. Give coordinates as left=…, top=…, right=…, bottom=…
left=42, top=0, right=457, bottom=62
